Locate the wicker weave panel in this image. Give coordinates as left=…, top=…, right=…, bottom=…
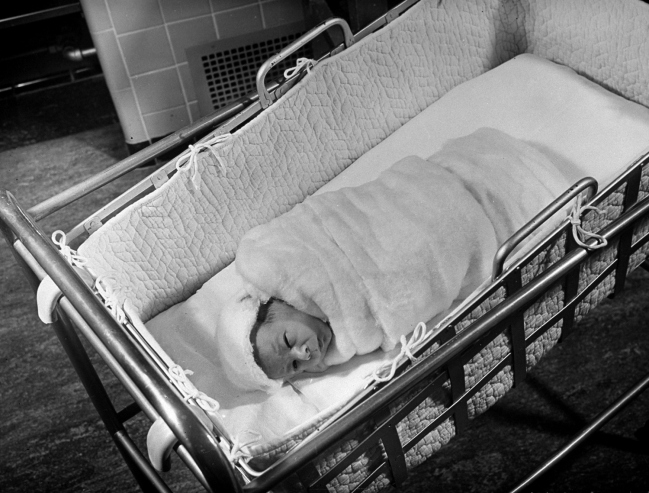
left=577, top=240, right=619, bottom=293
left=313, top=424, right=377, bottom=477
left=464, top=333, right=512, bottom=391
left=628, top=234, right=649, bottom=274
left=523, top=283, right=565, bottom=339
left=638, top=165, right=649, bottom=202
left=521, top=232, right=567, bottom=286
left=360, top=473, right=392, bottom=493
left=582, top=185, right=626, bottom=234
left=632, top=215, right=649, bottom=248
left=403, top=417, right=456, bottom=470
left=526, top=324, right=562, bottom=369
left=628, top=248, right=648, bottom=274
left=325, top=444, right=386, bottom=493
left=574, top=272, right=617, bottom=325
left=455, top=287, right=507, bottom=334
left=467, top=366, right=514, bottom=418
left=393, top=384, right=451, bottom=445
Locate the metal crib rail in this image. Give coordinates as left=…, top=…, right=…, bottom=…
left=0, top=190, right=241, bottom=493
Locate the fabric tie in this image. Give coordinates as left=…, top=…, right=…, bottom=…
left=94, top=277, right=127, bottom=324
left=175, top=133, right=230, bottom=191
left=283, top=57, right=316, bottom=79
left=52, top=230, right=88, bottom=267
left=370, top=322, right=433, bottom=384
left=168, top=364, right=221, bottom=413
left=224, top=430, right=262, bottom=471
left=569, top=194, right=608, bottom=250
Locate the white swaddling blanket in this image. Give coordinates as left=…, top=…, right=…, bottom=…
left=235, top=129, right=570, bottom=367
left=145, top=54, right=649, bottom=446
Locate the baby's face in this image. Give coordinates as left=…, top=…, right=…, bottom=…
left=255, top=301, right=332, bottom=380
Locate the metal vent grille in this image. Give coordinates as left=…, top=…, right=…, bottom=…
left=188, top=22, right=312, bottom=117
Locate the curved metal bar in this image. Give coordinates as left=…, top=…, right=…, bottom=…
left=0, top=190, right=241, bottom=493
left=256, top=17, right=355, bottom=108
left=491, top=177, right=599, bottom=281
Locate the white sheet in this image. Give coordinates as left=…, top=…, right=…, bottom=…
left=321, top=53, right=649, bottom=194
left=146, top=53, right=649, bottom=448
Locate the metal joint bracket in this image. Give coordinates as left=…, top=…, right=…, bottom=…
left=385, top=10, right=400, bottom=23
left=147, top=417, right=176, bottom=472
left=36, top=268, right=95, bottom=324
left=146, top=404, right=215, bottom=473
left=151, top=168, right=170, bottom=189
left=84, top=216, right=103, bottom=235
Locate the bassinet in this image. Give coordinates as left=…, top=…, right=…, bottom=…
left=2, top=0, right=649, bottom=492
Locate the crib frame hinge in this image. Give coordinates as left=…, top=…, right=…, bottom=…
left=151, top=168, right=170, bottom=189
left=84, top=216, right=103, bottom=235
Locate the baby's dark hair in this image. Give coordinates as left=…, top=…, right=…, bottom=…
left=250, top=297, right=278, bottom=370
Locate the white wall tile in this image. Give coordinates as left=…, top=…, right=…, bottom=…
left=159, top=0, right=211, bottom=22
left=92, top=30, right=131, bottom=91
left=143, top=106, right=191, bottom=138
left=167, top=15, right=218, bottom=64
left=111, top=87, right=148, bottom=143
left=215, top=4, right=264, bottom=38
left=119, top=27, right=176, bottom=76
left=79, top=0, right=113, bottom=33
left=132, top=68, right=185, bottom=113
left=106, top=0, right=164, bottom=34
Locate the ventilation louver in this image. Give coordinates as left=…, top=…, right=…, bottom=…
left=187, top=22, right=312, bottom=117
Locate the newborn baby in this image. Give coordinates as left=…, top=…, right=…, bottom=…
left=251, top=297, right=333, bottom=379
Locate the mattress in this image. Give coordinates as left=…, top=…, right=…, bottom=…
left=142, top=53, right=649, bottom=459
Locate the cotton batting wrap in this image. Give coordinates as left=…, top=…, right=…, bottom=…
left=146, top=265, right=281, bottom=393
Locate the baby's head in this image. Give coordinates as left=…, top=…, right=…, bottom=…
left=251, top=298, right=332, bottom=380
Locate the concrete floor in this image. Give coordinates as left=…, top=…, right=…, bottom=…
left=0, top=77, right=648, bottom=493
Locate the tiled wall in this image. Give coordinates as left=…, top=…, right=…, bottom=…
left=80, top=0, right=305, bottom=146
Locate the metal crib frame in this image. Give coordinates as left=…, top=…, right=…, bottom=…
left=2, top=2, right=649, bottom=492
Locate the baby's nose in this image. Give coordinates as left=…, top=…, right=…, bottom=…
left=293, top=343, right=312, bottom=361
